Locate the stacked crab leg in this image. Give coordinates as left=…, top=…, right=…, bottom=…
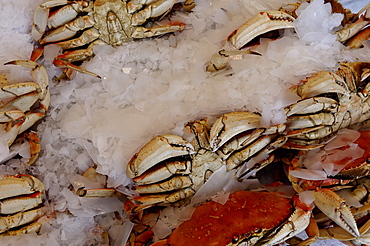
left=0, top=60, right=50, bottom=236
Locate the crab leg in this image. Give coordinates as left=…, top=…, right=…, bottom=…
left=284, top=97, right=338, bottom=117
left=206, top=11, right=295, bottom=72
left=209, top=111, right=261, bottom=151
left=0, top=82, right=41, bottom=101
left=313, top=188, right=360, bottom=237
left=1, top=61, right=50, bottom=146
left=126, top=134, right=194, bottom=179
left=134, top=176, right=193, bottom=194
left=131, top=187, right=195, bottom=207
left=131, top=0, right=178, bottom=26
left=226, top=134, right=286, bottom=171
left=132, top=159, right=191, bottom=185
left=127, top=0, right=159, bottom=14
left=0, top=219, right=44, bottom=237
left=344, top=26, right=370, bottom=49
left=4, top=60, right=49, bottom=101
left=0, top=175, right=44, bottom=200
left=261, top=196, right=313, bottom=246
left=55, top=28, right=101, bottom=49
left=52, top=42, right=101, bottom=78
left=41, top=15, right=95, bottom=44
left=0, top=207, right=45, bottom=234
left=131, top=22, right=186, bottom=39
left=336, top=7, right=370, bottom=43
left=32, top=0, right=75, bottom=41
left=0, top=192, right=43, bottom=215
left=0, top=110, right=24, bottom=123
left=76, top=188, right=120, bottom=197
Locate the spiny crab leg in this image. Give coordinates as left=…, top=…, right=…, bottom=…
left=206, top=10, right=295, bottom=72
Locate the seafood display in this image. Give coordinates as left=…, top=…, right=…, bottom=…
left=126, top=112, right=287, bottom=211
left=206, top=0, right=370, bottom=72
left=0, top=0, right=370, bottom=245
left=31, top=0, right=192, bottom=78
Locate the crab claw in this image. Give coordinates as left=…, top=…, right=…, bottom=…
left=313, top=188, right=360, bottom=237
left=206, top=10, right=295, bottom=72
left=126, top=135, right=194, bottom=179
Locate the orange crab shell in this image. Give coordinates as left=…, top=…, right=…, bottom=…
left=337, top=131, right=370, bottom=178
left=155, top=190, right=293, bottom=246
left=287, top=131, right=370, bottom=192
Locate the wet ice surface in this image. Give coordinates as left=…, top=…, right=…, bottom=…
left=0, top=0, right=369, bottom=245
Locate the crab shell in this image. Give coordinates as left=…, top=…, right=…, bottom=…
left=152, top=190, right=312, bottom=246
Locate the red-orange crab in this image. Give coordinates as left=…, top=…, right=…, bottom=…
left=282, top=129, right=370, bottom=245
left=141, top=190, right=313, bottom=246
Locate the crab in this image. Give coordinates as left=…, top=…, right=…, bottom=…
left=0, top=174, right=46, bottom=236
left=1, top=60, right=50, bottom=150
left=31, top=0, right=192, bottom=78
left=278, top=129, right=370, bottom=245
left=206, top=0, right=370, bottom=72
left=131, top=190, right=313, bottom=246
left=126, top=111, right=287, bottom=212
left=283, top=62, right=370, bottom=150
left=315, top=177, right=370, bottom=245
left=0, top=131, right=41, bottom=166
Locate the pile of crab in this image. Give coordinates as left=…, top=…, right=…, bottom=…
left=1, top=0, right=370, bottom=245
left=120, top=1, right=370, bottom=246
left=0, top=60, right=50, bottom=236
left=124, top=62, right=370, bottom=246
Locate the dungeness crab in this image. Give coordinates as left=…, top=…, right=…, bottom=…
left=126, top=112, right=287, bottom=212
left=126, top=61, right=370, bottom=212
left=130, top=190, right=314, bottom=246
left=206, top=0, right=370, bottom=72
left=1, top=60, right=49, bottom=166
left=280, top=129, right=370, bottom=245
left=31, top=0, right=193, bottom=78
left=283, top=62, right=370, bottom=149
